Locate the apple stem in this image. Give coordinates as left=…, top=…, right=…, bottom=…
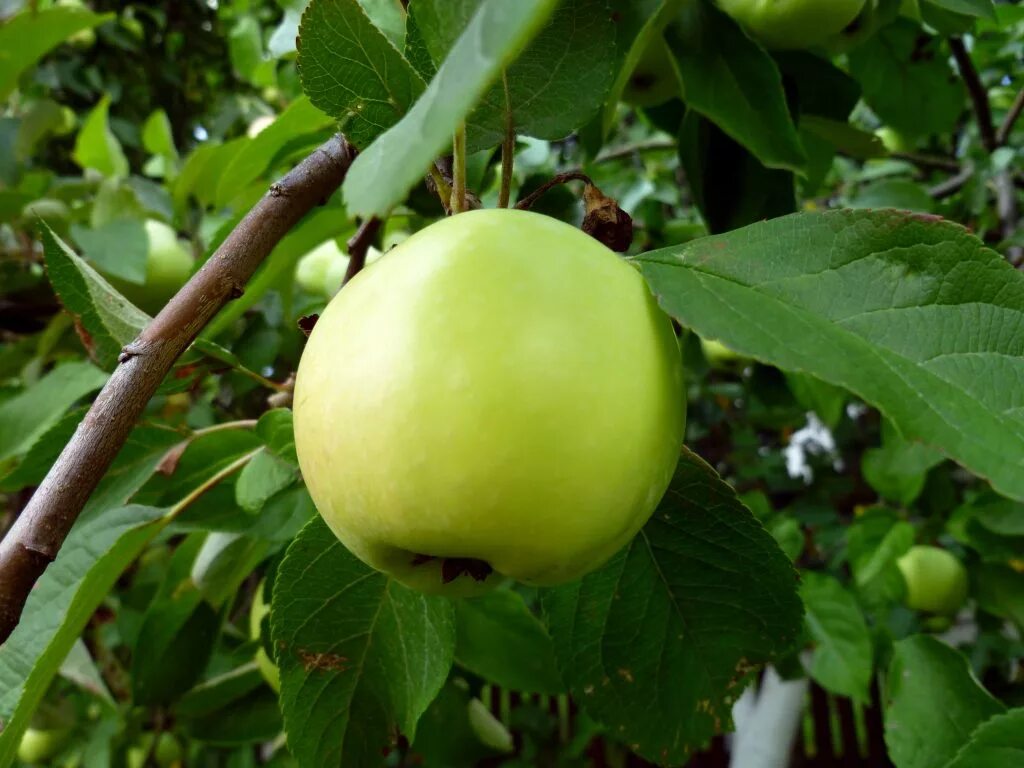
left=451, top=123, right=468, bottom=214
left=499, top=70, right=515, bottom=209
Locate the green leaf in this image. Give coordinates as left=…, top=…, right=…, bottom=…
left=214, top=96, right=335, bottom=207
left=678, top=111, right=795, bottom=235
left=635, top=209, right=1024, bottom=503
left=944, top=709, right=1024, bottom=768
left=0, top=407, right=86, bottom=492
left=784, top=371, right=846, bottom=429
left=412, top=0, right=618, bottom=153
left=848, top=21, right=965, bottom=140
left=131, top=580, right=220, bottom=706
left=0, top=360, right=106, bottom=461
left=272, top=517, right=456, bottom=765
left=191, top=533, right=271, bottom=609
left=0, top=6, right=113, bottom=101
left=72, top=96, right=129, bottom=178
left=455, top=590, right=564, bottom=695
left=969, top=495, right=1024, bottom=537
left=297, top=0, right=424, bottom=149
left=41, top=225, right=150, bottom=367
left=0, top=505, right=166, bottom=763
left=846, top=508, right=914, bottom=605
left=601, top=0, right=685, bottom=134
left=885, top=635, right=1006, bottom=768
left=849, top=178, right=936, bottom=214
left=665, top=0, right=806, bottom=173
left=541, top=449, right=801, bottom=764
left=70, top=218, right=149, bottom=284
left=343, top=0, right=559, bottom=218
left=141, top=109, right=178, bottom=162
left=862, top=420, right=945, bottom=506
left=922, top=0, right=996, bottom=20
left=800, top=572, right=873, bottom=703
left=256, top=408, right=299, bottom=465
left=235, top=448, right=297, bottom=513
left=974, top=564, right=1024, bottom=629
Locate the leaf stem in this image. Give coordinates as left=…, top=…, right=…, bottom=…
left=168, top=449, right=260, bottom=517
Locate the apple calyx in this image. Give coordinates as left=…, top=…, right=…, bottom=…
left=410, top=553, right=494, bottom=584
left=582, top=183, right=633, bottom=252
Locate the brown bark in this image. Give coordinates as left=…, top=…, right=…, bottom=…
left=0, top=134, right=356, bottom=644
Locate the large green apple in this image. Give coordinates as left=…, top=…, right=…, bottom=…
left=622, top=36, right=682, bottom=107
left=249, top=580, right=280, bottom=693
left=717, top=0, right=867, bottom=50
left=107, top=220, right=193, bottom=314
left=294, top=209, right=685, bottom=596
left=897, top=545, right=968, bottom=616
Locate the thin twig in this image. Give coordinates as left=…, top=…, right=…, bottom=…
left=928, top=164, right=975, bottom=199
left=169, top=449, right=259, bottom=515
left=889, top=152, right=962, bottom=173
left=514, top=172, right=592, bottom=211
left=498, top=71, right=514, bottom=209
left=451, top=123, right=467, bottom=214
left=342, top=217, right=383, bottom=286
left=188, top=419, right=258, bottom=438
left=593, top=139, right=677, bottom=165
left=996, top=88, right=1024, bottom=146
left=0, top=135, right=356, bottom=644
left=949, top=37, right=997, bottom=152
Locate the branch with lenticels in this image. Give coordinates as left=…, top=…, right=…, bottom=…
left=0, top=134, right=357, bottom=644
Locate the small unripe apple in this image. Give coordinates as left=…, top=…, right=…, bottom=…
left=107, top=220, right=193, bottom=314
left=717, top=0, right=867, bottom=50
left=876, top=127, right=913, bottom=154
left=17, top=727, right=71, bottom=764
left=700, top=337, right=745, bottom=370
left=467, top=698, right=514, bottom=753
left=126, top=732, right=182, bottom=768
left=295, top=240, right=348, bottom=296
left=249, top=580, right=280, bottom=693
left=622, top=36, right=682, bottom=107
left=897, top=545, right=968, bottom=616
left=294, top=209, right=685, bottom=596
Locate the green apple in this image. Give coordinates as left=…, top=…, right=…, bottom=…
left=700, top=337, right=746, bottom=370
left=897, top=545, right=968, bottom=616
left=126, top=732, right=182, bottom=768
left=107, top=220, right=193, bottom=314
left=467, top=698, right=514, bottom=753
left=250, top=579, right=281, bottom=693
left=294, top=209, right=685, bottom=596
left=622, top=36, right=682, bottom=107
left=876, top=126, right=913, bottom=154
left=717, top=0, right=867, bottom=50
left=296, top=240, right=348, bottom=296
left=17, top=727, right=71, bottom=764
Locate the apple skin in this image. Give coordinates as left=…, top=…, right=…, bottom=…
left=17, top=727, right=71, bottom=764
left=717, top=0, right=867, bottom=50
left=622, top=36, right=682, bottom=107
left=249, top=580, right=281, bottom=693
left=108, top=220, right=193, bottom=314
left=897, top=545, right=968, bottom=616
left=294, top=209, right=685, bottom=596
